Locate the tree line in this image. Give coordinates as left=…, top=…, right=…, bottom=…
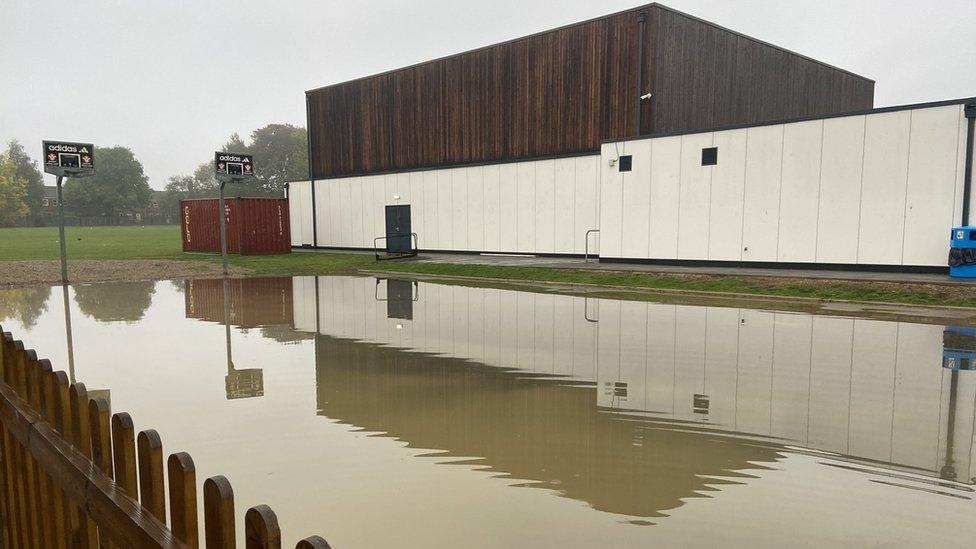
left=0, top=123, right=307, bottom=227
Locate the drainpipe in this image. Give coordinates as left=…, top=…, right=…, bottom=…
left=962, top=103, right=975, bottom=226
left=306, top=92, right=318, bottom=246
left=635, top=12, right=647, bottom=136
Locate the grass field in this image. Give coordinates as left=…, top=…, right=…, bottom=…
left=0, top=225, right=971, bottom=307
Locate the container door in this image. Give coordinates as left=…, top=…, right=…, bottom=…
left=385, top=205, right=412, bottom=253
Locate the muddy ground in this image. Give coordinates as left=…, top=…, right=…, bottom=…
left=0, top=260, right=249, bottom=287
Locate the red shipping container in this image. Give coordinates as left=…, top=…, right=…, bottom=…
left=180, top=197, right=291, bottom=254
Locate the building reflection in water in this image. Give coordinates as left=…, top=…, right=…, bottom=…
left=290, top=275, right=976, bottom=518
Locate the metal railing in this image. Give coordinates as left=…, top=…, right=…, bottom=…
left=373, top=233, right=419, bottom=260
left=584, top=229, right=601, bottom=262
left=0, top=326, right=331, bottom=548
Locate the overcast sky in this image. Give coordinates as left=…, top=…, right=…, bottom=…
left=2, top=0, right=974, bottom=189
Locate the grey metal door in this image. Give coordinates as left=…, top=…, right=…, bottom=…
left=385, top=204, right=412, bottom=254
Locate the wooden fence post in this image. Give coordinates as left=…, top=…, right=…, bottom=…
left=69, top=382, right=98, bottom=548
left=168, top=452, right=198, bottom=548
left=38, top=360, right=68, bottom=548
left=137, top=429, right=166, bottom=524
left=245, top=504, right=281, bottom=549
left=204, top=475, right=236, bottom=549
left=295, top=535, right=332, bottom=549
left=26, top=352, right=54, bottom=549
left=110, top=413, right=137, bottom=499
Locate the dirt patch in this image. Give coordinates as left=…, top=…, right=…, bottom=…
left=0, top=260, right=249, bottom=287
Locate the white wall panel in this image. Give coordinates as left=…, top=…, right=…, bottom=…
left=467, top=166, right=485, bottom=251
left=857, top=110, right=911, bottom=265
left=648, top=136, right=681, bottom=259
left=575, top=156, right=600, bottom=255
left=554, top=158, right=576, bottom=254
left=599, top=146, right=623, bottom=258
left=409, top=172, right=425, bottom=247
left=778, top=120, right=823, bottom=262
left=707, top=129, right=747, bottom=261
left=436, top=170, right=454, bottom=250
left=770, top=313, right=813, bottom=441
left=741, top=125, right=784, bottom=261
left=535, top=160, right=556, bottom=254
left=677, top=133, right=713, bottom=259
left=849, top=320, right=897, bottom=461
left=451, top=168, right=468, bottom=250
left=287, top=181, right=313, bottom=247
left=621, top=139, right=652, bottom=258
left=360, top=176, right=375, bottom=246
left=903, top=105, right=962, bottom=265
left=498, top=163, right=518, bottom=252
left=372, top=176, right=385, bottom=246
left=483, top=165, right=501, bottom=252
left=516, top=162, right=537, bottom=253
left=817, top=116, right=865, bottom=263
left=423, top=171, right=439, bottom=249
left=350, top=179, right=364, bottom=247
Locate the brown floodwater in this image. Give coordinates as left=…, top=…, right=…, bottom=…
left=0, top=276, right=974, bottom=547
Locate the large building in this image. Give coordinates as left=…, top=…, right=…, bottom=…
left=289, top=3, right=975, bottom=271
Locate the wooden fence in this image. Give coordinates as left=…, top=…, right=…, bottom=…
left=0, top=325, right=331, bottom=548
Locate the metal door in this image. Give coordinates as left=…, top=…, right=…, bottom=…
left=385, top=204, right=412, bottom=254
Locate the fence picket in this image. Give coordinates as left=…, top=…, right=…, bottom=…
left=245, top=504, right=281, bottom=549
left=295, top=536, right=332, bottom=549
left=167, top=452, right=198, bottom=548
left=110, top=413, right=138, bottom=499
left=137, top=429, right=167, bottom=524
left=204, top=475, right=236, bottom=548
left=68, top=382, right=98, bottom=548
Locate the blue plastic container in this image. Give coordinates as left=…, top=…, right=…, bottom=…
left=948, top=226, right=976, bottom=278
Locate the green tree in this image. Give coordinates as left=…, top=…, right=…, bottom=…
left=62, top=146, right=151, bottom=216
left=74, top=281, right=156, bottom=323
left=0, top=153, right=29, bottom=226
left=3, top=140, right=44, bottom=217
left=246, top=124, right=308, bottom=195
left=0, top=286, right=52, bottom=329
left=160, top=162, right=220, bottom=215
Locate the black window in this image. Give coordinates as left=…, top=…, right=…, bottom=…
left=618, top=155, right=632, bottom=172
left=701, top=147, right=718, bottom=166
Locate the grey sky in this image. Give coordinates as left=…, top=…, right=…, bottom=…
left=2, top=0, right=974, bottom=190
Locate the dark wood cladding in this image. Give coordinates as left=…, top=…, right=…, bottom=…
left=648, top=7, right=874, bottom=134
left=308, top=3, right=874, bottom=179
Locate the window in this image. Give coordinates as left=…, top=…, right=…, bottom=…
left=701, top=147, right=718, bottom=166
left=618, top=155, right=633, bottom=172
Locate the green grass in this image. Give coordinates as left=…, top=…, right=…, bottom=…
left=0, top=225, right=970, bottom=307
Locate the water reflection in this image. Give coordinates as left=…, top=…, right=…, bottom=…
left=296, top=276, right=976, bottom=516
left=0, top=286, right=52, bottom=328
left=73, top=280, right=156, bottom=323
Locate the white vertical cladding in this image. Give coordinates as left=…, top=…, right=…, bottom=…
left=677, top=133, right=714, bottom=259
left=777, top=120, right=824, bottom=262
left=326, top=180, right=340, bottom=247
left=467, top=166, right=485, bottom=252
left=816, top=115, right=866, bottom=264
left=599, top=144, right=624, bottom=258
left=483, top=165, right=501, bottom=252
left=741, top=124, right=784, bottom=261
left=451, top=168, right=468, bottom=250
left=574, top=155, right=600, bottom=255
left=673, top=305, right=706, bottom=419
left=701, top=307, right=741, bottom=427
left=735, top=309, right=775, bottom=433
left=287, top=181, right=313, bottom=247
left=408, top=172, right=425, bottom=249
left=644, top=303, right=677, bottom=414
left=436, top=169, right=453, bottom=250
left=516, top=161, right=537, bottom=253
left=648, top=136, right=681, bottom=259
left=339, top=178, right=353, bottom=247
left=422, top=171, right=439, bottom=249
left=891, top=323, right=944, bottom=470
left=770, top=313, right=814, bottom=441
left=857, top=110, right=912, bottom=265
left=707, top=129, right=748, bottom=261
left=553, top=158, right=576, bottom=254
left=808, top=317, right=854, bottom=454
left=350, top=177, right=364, bottom=247
left=849, top=320, right=898, bottom=461
left=361, top=176, right=375, bottom=246
left=534, top=160, right=556, bottom=254
left=621, top=139, right=652, bottom=259
left=498, top=163, right=518, bottom=252
left=903, top=105, right=963, bottom=265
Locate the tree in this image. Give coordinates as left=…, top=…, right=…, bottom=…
left=74, top=281, right=156, bottom=323
left=0, top=153, right=29, bottom=226
left=160, top=162, right=220, bottom=215
left=246, top=124, right=308, bottom=195
left=62, top=146, right=151, bottom=216
left=3, top=140, right=44, bottom=217
left=0, top=286, right=52, bottom=329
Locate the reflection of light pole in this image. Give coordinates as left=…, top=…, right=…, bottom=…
left=223, top=277, right=233, bottom=373
left=61, top=283, right=75, bottom=383
left=940, top=369, right=959, bottom=481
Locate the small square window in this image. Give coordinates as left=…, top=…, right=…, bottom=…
left=702, top=147, right=718, bottom=166
left=618, top=155, right=632, bottom=172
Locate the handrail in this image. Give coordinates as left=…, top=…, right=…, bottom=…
left=373, top=233, right=419, bottom=260
left=584, top=229, right=600, bottom=262
left=0, top=326, right=332, bottom=548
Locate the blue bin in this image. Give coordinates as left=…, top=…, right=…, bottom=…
left=943, top=326, right=976, bottom=371
left=948, top=226, right=976, bottom=278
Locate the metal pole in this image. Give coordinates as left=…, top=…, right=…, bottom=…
left=219, top=180, right=228, bottom=275
left=61, top=283, right=76, bottom=383
left=56, top=175, right=69, bottom=283
left=223, top=277, right=233, bottom=374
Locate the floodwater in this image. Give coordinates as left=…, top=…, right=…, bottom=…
left=1, top=276, right=974, bottom=548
